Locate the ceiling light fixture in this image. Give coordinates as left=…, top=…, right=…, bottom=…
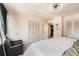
left=49, top=3, right=64, bottom=13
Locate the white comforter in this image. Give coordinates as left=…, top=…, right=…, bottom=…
left=24, top=37, right=76, bottom=56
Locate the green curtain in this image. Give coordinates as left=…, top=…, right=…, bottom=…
left=0, top=8, right=4, bottom=33
left=0, top=4, right=7, bottom=56
left=0, top=5, right=6, bottom=56
left=0, top=4, right=7, bottom=35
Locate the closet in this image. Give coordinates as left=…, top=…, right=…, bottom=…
left=28, top=21, right=44, bottom=43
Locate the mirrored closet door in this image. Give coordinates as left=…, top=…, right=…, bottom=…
left=28, top=21, right=44, bottom=44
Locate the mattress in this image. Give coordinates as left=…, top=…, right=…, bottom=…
left=24, top=37, right=76, bottom=56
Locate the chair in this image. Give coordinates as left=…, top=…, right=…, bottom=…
left=0, top=45, right=4, bottom=56
left=4, top=38, right=24, bottom=56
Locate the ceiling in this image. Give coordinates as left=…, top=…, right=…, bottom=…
left=3, top=3, right=79, bottom=20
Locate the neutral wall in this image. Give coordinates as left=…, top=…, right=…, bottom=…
left=64, top=13, right=79, bottom=39
left=44, top=22, right=48, bottom=39
left=48, top=13, right=79, bottom=39
left=7, top=13, right=48, bottom=47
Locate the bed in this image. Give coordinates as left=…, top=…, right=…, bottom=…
left=24, top=37, right=76, bottom=56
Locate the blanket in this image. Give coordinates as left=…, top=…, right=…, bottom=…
left=63, top=40, right=79, bottom=56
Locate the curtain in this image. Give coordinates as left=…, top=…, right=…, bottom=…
left=0, top=4, right=7, bottom=35
left=0, top=4, right=7, bottom=42
left=0, top=4, right=7, bottom=56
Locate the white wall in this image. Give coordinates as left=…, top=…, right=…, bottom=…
left=7, top=14, right=49, bottom=47
left=64, top=13, right=79, bottom=39
left=44, top=22, right=48, bottom=39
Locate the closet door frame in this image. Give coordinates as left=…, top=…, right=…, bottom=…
left=28, top=21, right=44, bottom=44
